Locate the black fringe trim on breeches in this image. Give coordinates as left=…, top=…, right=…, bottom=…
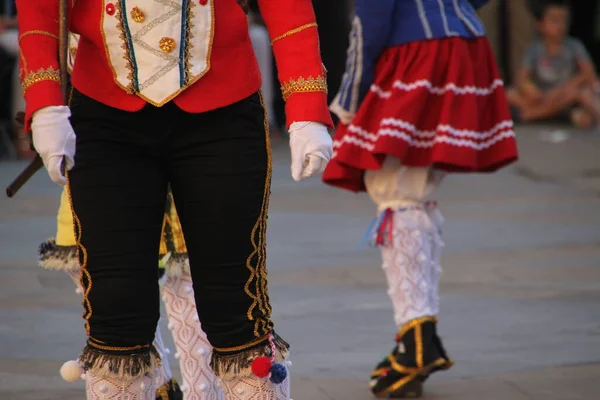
left=210, top=333, right=289, bottom=378
left=79, top=343, right=161, bottom=379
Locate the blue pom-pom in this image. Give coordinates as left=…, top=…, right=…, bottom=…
left=269, top=362, right=287, bottom=384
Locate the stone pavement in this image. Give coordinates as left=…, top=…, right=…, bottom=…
left=0, top=124, right=599, bottom=399
left=514, top=123, right=600, bottom=195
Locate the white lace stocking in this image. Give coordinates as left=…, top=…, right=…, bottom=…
left=220, top=370, right=290, bottom=400
left=65, top=270, right=171, bottom=391
left=380, top=208, right=440, bottom=327
left=66, top=268, right=83, bottom=293
left=426, top=205, right=444, bottom=317
left=162, top=271, right=223, bottom=400
left=85, top=372, right=155, bottom=400
left=152, top=319, right=173, bottom=390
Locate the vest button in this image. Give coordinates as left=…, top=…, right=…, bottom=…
left=130, top=6, right=145, bottom=23
left=159, top=37, right=176, bottom=53
left=105, top=3, right=115, bottom=15
left=199, top=0, right=208, bottom=5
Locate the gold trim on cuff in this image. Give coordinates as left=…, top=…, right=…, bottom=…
left=280, top=75, right=327, bottom=101
left=21, top=66, right=61, bottom=93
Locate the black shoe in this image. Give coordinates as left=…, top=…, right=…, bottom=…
left=369, top=317, right=452, bottom=398
left=156, top=378, right=183, bottom=400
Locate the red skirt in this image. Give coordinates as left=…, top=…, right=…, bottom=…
left=323, top=37, right=519, bottom=192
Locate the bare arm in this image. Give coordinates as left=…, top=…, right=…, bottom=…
left=566, top=39, right=597, bottom=88
left=567, top=59, right=596, bottom=88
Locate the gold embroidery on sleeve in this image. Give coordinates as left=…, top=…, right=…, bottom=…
left=21, top=67, right=61, bottom=93
left=18, top=30, right=60, bottom=74
left=271, top=22, right=318, bottom=45
left=280, top=75, right=328, bottom=101
left=18, top=30, right=59, bottom=42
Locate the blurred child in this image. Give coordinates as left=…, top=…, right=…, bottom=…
left=507, top=0, right=600, bottom=128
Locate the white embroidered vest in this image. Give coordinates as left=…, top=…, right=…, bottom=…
left=68, top=33, right=81, bottom=74
left=102, top=0, right=214, bottom=106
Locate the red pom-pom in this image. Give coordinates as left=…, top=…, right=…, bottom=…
left=251, top=356, right=272, bottom=378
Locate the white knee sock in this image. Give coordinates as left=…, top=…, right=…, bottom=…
left=220, top=368, right=290, bottom=400
left=161, top=270, right=223, bottom=399
left=85, top=372, right=155, bottom=400
left=63, top=269, right=173, bottom=395
left=379, top=207, right=439, bottom=327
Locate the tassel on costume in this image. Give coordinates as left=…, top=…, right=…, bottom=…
left=214, top=334, right=291, bottom=400
left=38, top=239, right=79, bottom=271
left=249, top=334, right=288, bottom=384
left=360, top=202, right=439, bottom=249
left=210, top=333, right=289, bottom=379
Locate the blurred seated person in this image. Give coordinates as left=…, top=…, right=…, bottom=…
left=507, top=0, right=600, bottom=129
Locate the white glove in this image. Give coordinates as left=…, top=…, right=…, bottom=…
left=288, top=121, right=333, bottom=181
left=31, top=106, right=76, bottom=186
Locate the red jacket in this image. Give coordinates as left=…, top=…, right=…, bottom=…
left=16, top=0, right=333, bottom=132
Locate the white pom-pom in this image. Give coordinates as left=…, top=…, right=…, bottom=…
left=285, top=360, right=293, bottom=367
left=165, top=348, right=171, bottom=355
left=197, top=348, right=206, bottom=356
left=75, top=288, right=83, bottom=294
left=193, top=315, right=199, bottom=322
left=174, top=352, right=181, bottom=359
left=99, top=385, right=108, bottom=393
left=167, top=322, right=175, bottom=330
left=236, top=387, right=244, bottom=394
left=185, top=286, right=193, bottom=294
left=199, top=384, right=207, bottom=391
left=181, top=384, right=188, bottom=392
left=60, top=360, right=82, bottom=382
left=80, top=373, right=87, bottom=380
left=162, top=296, right=168, bottom=302
left=140, top=382, right=146, bottom=390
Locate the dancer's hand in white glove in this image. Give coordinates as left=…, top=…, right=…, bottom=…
left=31, top=106, right=76, bottom=186
left=288, top=121, right=333, bottom=181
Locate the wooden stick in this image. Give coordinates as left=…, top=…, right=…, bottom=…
left=5, top=0, right=70, bottom=198
left=5, top=156, right=44, bottom=198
